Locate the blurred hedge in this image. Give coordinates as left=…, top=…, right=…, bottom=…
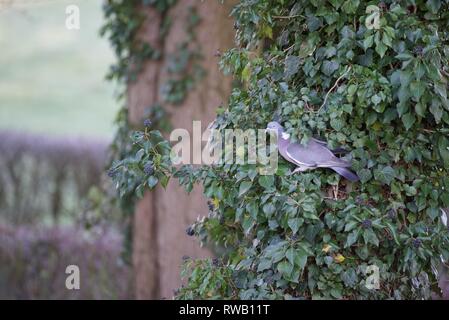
left=0, top=224, right=132, bottom=299
left=0, top=130, right=108, bottom=225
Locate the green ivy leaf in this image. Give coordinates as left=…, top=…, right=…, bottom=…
left=430, top=101, right=443, bottom=123
left=284, top=55, right=300, bottom=80
left=277, top=260, right=294, bottom=277
left=258, top=175, right=275, bottom=189
left=321, top=60, right=340, bottom=76
left=288, top=218, right=304, bottom=234
left=374, top=166, right=396, bottom=185
left=148, top=176, right=159, bottom=189
left=294, top=249, right=308, bottom=270
left=238, top=181, right=252, bottom=197
left=410, top=81, right=426, bottom=100
left=438, top=136, right=449, bottom=166
left=401, top=113, right=416, bottom=130
left=358, top=168, right=372, bottom=183
left=345, top=230, right=359, bottom=248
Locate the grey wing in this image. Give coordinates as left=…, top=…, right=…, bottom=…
left=312, top=137, right=327, bottom=146
left=286, top=140, right=351, bottom=168
left=285, top=142, right=317, bottom=167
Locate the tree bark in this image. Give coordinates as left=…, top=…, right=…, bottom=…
left=128, top=1, right=235, bottom=299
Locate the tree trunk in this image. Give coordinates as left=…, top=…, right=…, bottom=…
left=128, top=1, right=235, bottom=299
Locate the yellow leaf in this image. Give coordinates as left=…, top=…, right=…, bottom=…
left=261, top=24, right=273, bottom=39
left=242, top=63, right=251, bottom=82
left=322, top=244, right=331, bottom=253
left=212, top=198, right=220, bottom=208
left=372, top=122, right=382, bottom=131
left=334, top=254, right=345, bottom=263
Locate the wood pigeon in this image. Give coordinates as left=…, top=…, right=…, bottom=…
left=266, top=121, right=359, bottom=182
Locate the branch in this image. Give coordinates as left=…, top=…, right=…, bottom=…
left=272, top=14, right=305, bottom=19
left=317, top=65, right=352, bottom=113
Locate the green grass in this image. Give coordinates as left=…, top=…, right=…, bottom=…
left=0, top=0, right=120, bottom=139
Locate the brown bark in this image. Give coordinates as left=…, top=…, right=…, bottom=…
left=128, top=1, right=236, bottom=299
left=128, top=7, right=163, bottom=300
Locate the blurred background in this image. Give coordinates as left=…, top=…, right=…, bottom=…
left=0, top=0, right=132, bottom=299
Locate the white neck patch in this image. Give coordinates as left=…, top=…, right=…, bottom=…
left=281, top=132, right=290, bottom=140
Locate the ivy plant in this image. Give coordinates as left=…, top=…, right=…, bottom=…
left=109, top=0, right=449, bottom=300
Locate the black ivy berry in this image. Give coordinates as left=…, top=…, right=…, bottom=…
left=212, top=258, right=220, bottom=267
left=291, top=234, right=298, bottom=241
left=362, top=219, right=372, bottom=229
left=143, top=162, right=154, bottom=175
left=414, top=45, right=424, bottom=57
left=186, top=226, right=195, bottom=236
left=107, top=168, right=116, bottom=178
left=207, top=200, right=215, bottom=211
left=143, top=119, right=152, bottom=127
left=388, top=209, right=396, bottom=220
left=413, top=238, right=422, bottom=248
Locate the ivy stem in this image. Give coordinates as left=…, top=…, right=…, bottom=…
left=317, top=65, right=352, bottom=113
left=272, top=14, right=305, bottom=19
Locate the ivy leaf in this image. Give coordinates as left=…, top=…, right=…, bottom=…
left=306, top=16, right=322, bottom=32
left=277, top=260, right=294, bottom=277
left=345, top=230, right=359, bottom=248
left=376, top=42, right=388, bottom=58
left=410, top=81, right=426, bottom=100
left=430, top=101, right=443, bottom=123
left=242, top=63, right=251, bottom=82
left=242, top=215, right=255, bottom=234
left=438, top=136, right=449, bottom=167
left=160, top=175, right=170, bottom=188
left=358, top=168, right=372, bottom=183
left=288, top=218, right=304, bottom=234
left=286, top=248, right=295, bottom=265
left=246, top=201, right=258, bottom=219
left=363, top=229, right=379, bottom=246
left=284, top=55, right=300, bottom=80
left=415, top=102, right=427, bottom=117
left=294, top=249, right=308, bottom=270
left=257, top=259, right=271, bottom=272
left=258, top=175, right=275, bottom=189
left=330, top=118, right=344, bottom=131
left=385, top=222, right=400, bottom=245
left=342, top=0, right=360, bottom=14
left=147, top=176, right=159, bottom=189
left=363, top=35, right=374, bottom=51
left=262, top=203, right=276, bottom=217
left=426, top=0, right=441, bottom=13
left=374, top=166, right=396, bottom=185
left=401, top=113, right=416, bottom=130
left=321, top=60, right=340, bottom=76
left=238, top=181, right=252, bottom=197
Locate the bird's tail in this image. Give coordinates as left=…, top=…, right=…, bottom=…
left=331, top=167, right=359, bottom=182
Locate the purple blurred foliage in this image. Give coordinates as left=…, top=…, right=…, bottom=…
left=0, top=223, right=133, bottom=299
left=0, top=129, right=109, bottom=224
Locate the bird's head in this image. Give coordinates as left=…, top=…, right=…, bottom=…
left=266, top=121, right=284, bottom=134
